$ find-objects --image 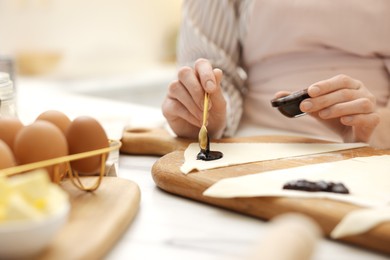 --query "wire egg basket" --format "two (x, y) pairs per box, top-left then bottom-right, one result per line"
(0, 139), (121, 192)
